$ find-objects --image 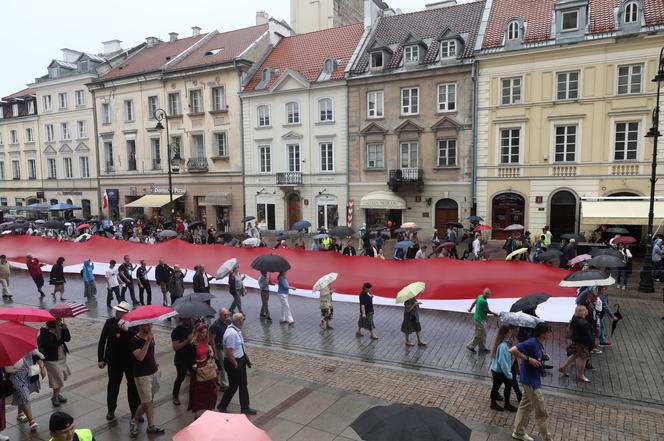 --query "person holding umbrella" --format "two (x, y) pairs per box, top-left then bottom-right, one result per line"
(258, 272), (271, 321)
(49, 256), (67, 301)
(228, 265), (245, 316)
(401, 294), (426, 346)
(26, 254), (45, 297)
(356, 282), (378, 340)
(315, 274), (337, 331)
(615, 243), (632, 289)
